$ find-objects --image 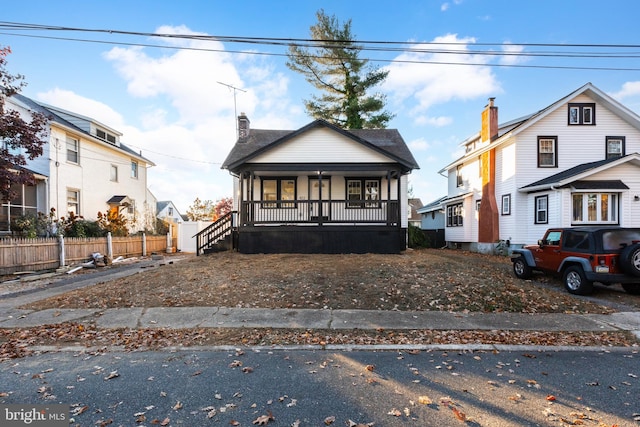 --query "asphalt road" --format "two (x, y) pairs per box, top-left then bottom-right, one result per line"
(1, 347), (638, 426)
